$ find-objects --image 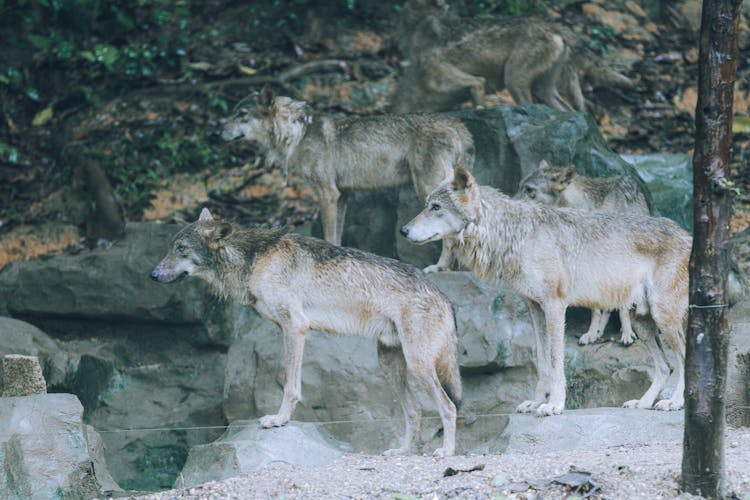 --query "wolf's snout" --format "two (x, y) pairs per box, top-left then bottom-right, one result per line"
(150, 269), (161, 281)
(400, 226), (409, 237)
